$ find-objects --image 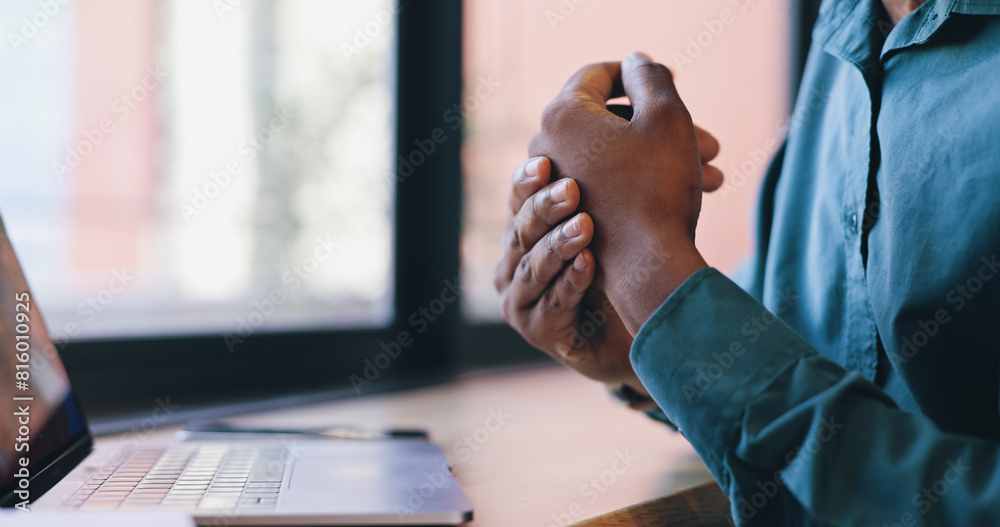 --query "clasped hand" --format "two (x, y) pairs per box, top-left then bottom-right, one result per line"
(494, 52), (723, 393)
